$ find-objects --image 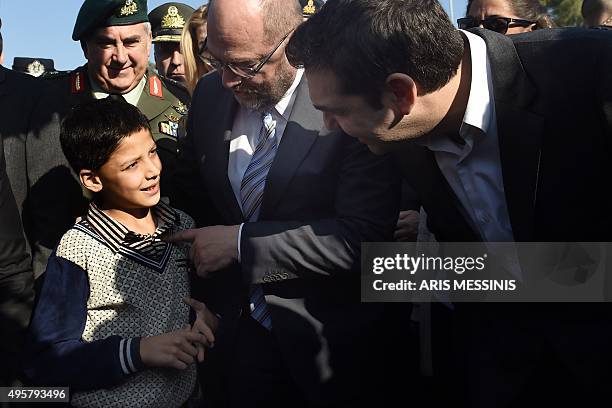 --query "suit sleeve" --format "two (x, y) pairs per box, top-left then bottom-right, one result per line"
(240, 138), (401, 283)
(168, 80), (219, 228)
(21, 252), (144, 390)
(0, 136), (34, 385)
